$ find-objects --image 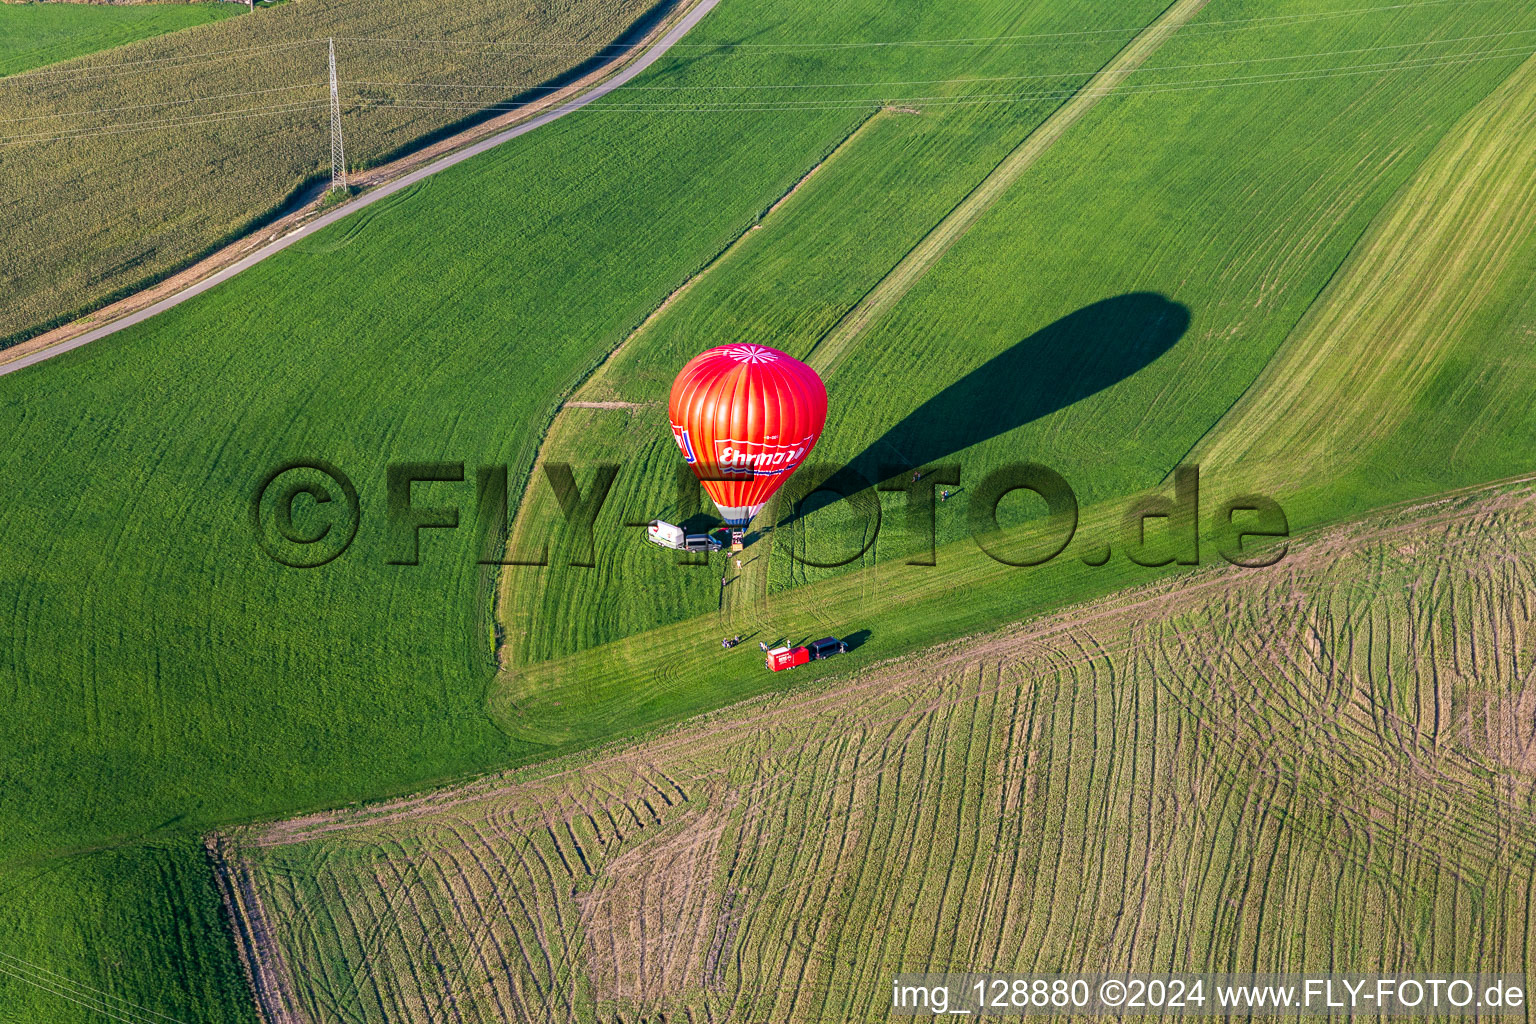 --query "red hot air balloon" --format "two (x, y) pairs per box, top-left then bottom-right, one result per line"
(668, 344), (828, 533)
